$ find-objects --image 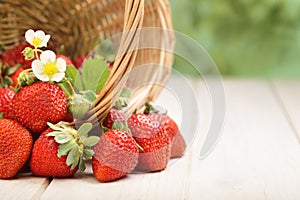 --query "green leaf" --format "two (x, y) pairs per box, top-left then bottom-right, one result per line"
(96, 40), (116, 63)
(82, 136), (100, 147)
(113, 87), (131, 109)
(65, 65), (79, 86)
(78, 123), (93, 139)
(120, 87), (131, 99)
(46, 131), (64, 137)
(6, 64), (21, 76)
(81, 59), (109, 93)
(83, 149), (94, 159)
(112, 120), (124, 130)
(78, 156), (86, 172)
(47, 122), (64, 131)
(80, 90), (97, 103)
(66, 146), (79, 166)
(102, 126), (109, 133)
(58, 82), (73, 97)
(95, 68), (110, 93)
(54, 133), (72, 144)
(58, 140), (75, 157)
(70, 154), (80, 170)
